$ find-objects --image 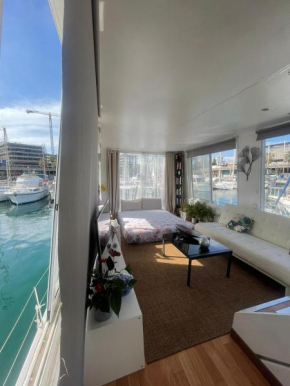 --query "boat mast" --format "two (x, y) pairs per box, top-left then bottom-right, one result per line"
(232, 149), (236, 178)
(42, 144), (46, 182)
(3, 128), (11, 184)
